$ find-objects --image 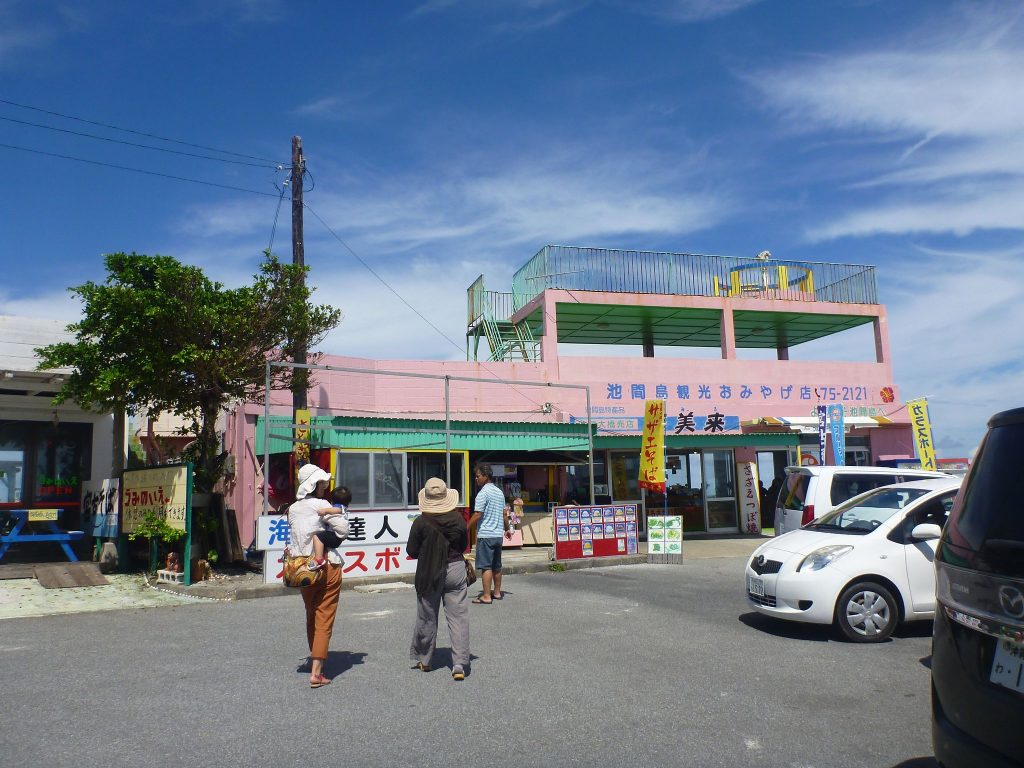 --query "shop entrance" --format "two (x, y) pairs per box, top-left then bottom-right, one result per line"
(642, 448), (738, 533)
